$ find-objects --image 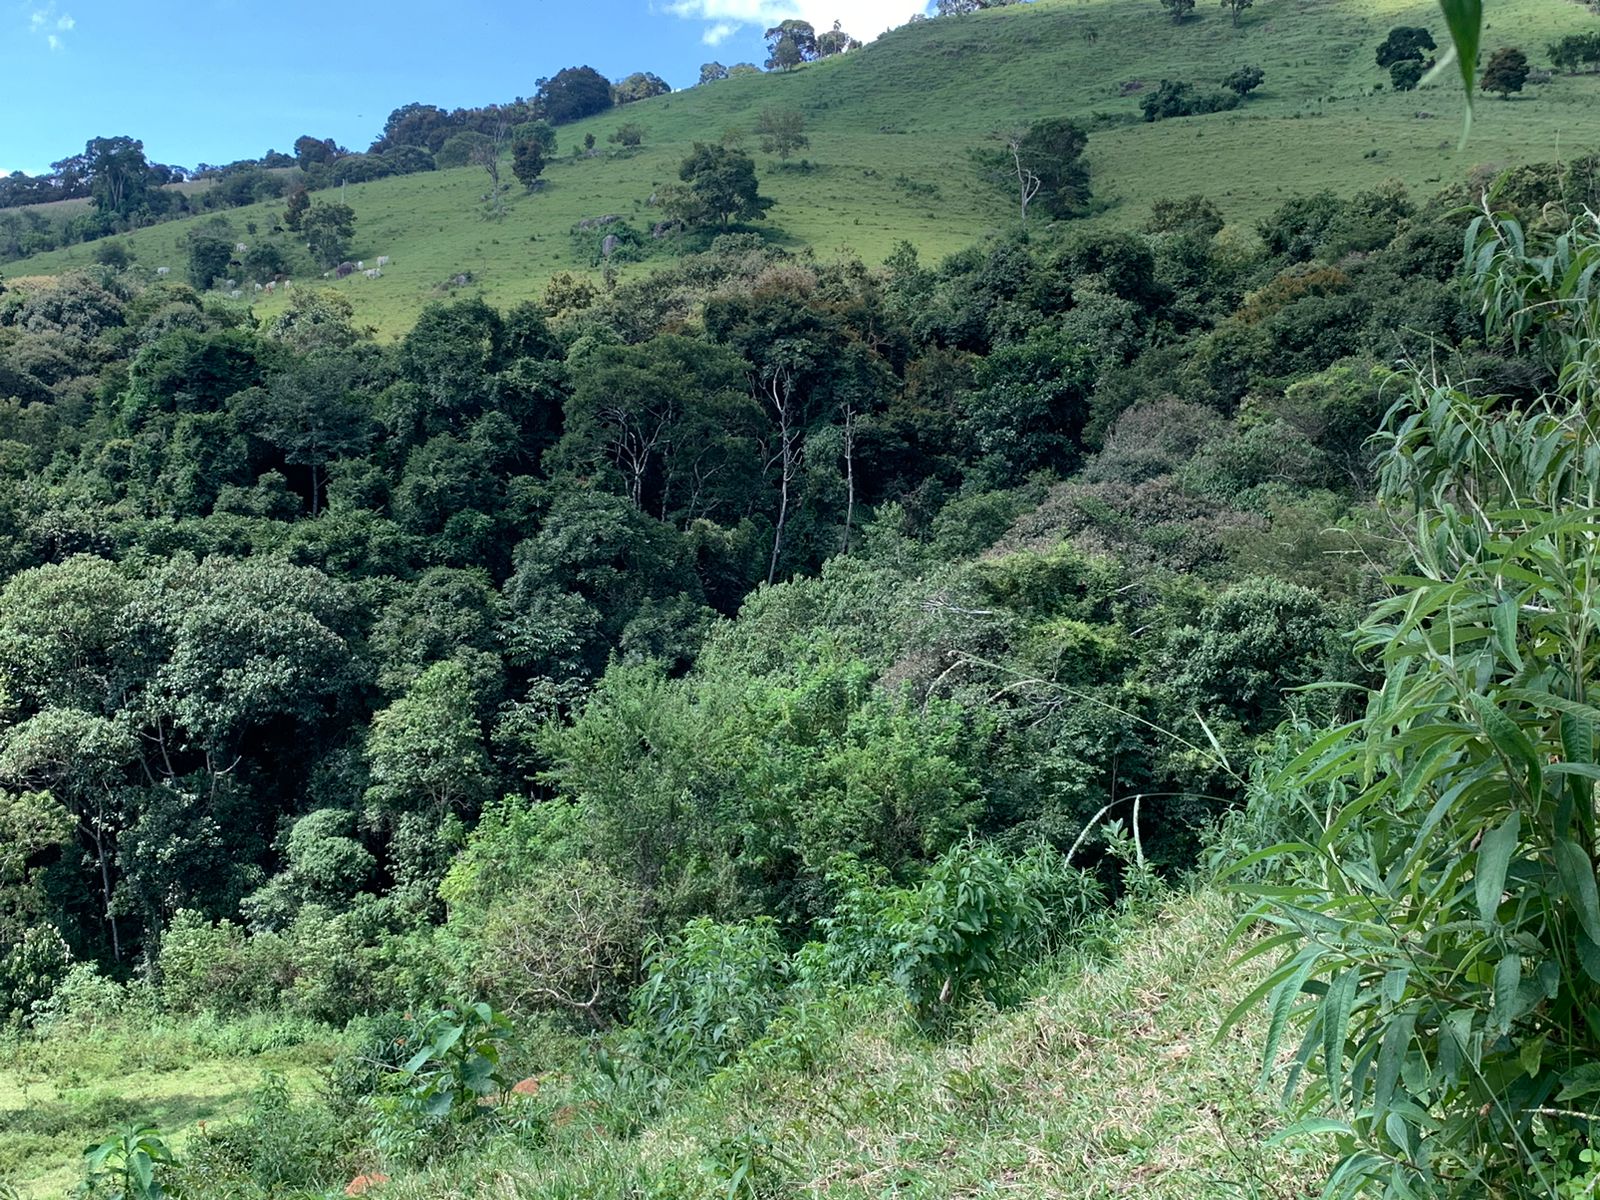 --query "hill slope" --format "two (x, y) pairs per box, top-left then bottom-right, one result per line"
(10, 0), (1599, 335)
